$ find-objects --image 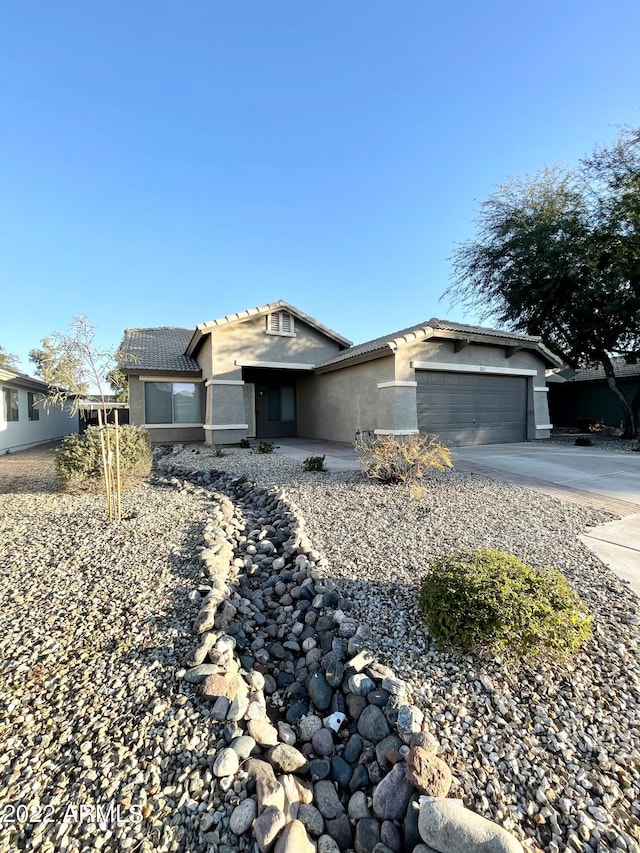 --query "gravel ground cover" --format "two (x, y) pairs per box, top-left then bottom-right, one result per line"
(1, 442), (638, 853)
(162, 445), (640, 852)
(0, 484), (221, 852)
(546, 434), (639, 454)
